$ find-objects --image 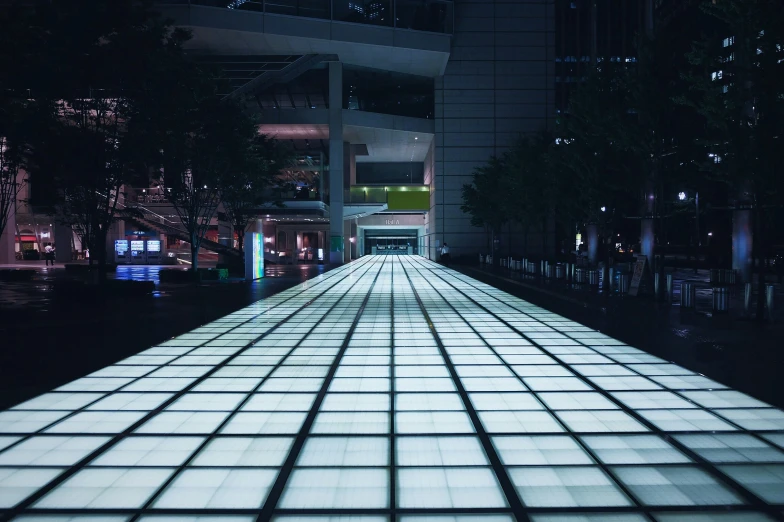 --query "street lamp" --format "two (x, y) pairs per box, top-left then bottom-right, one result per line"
(600, 206), (606, 212)
(678, 191), (686, 201)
